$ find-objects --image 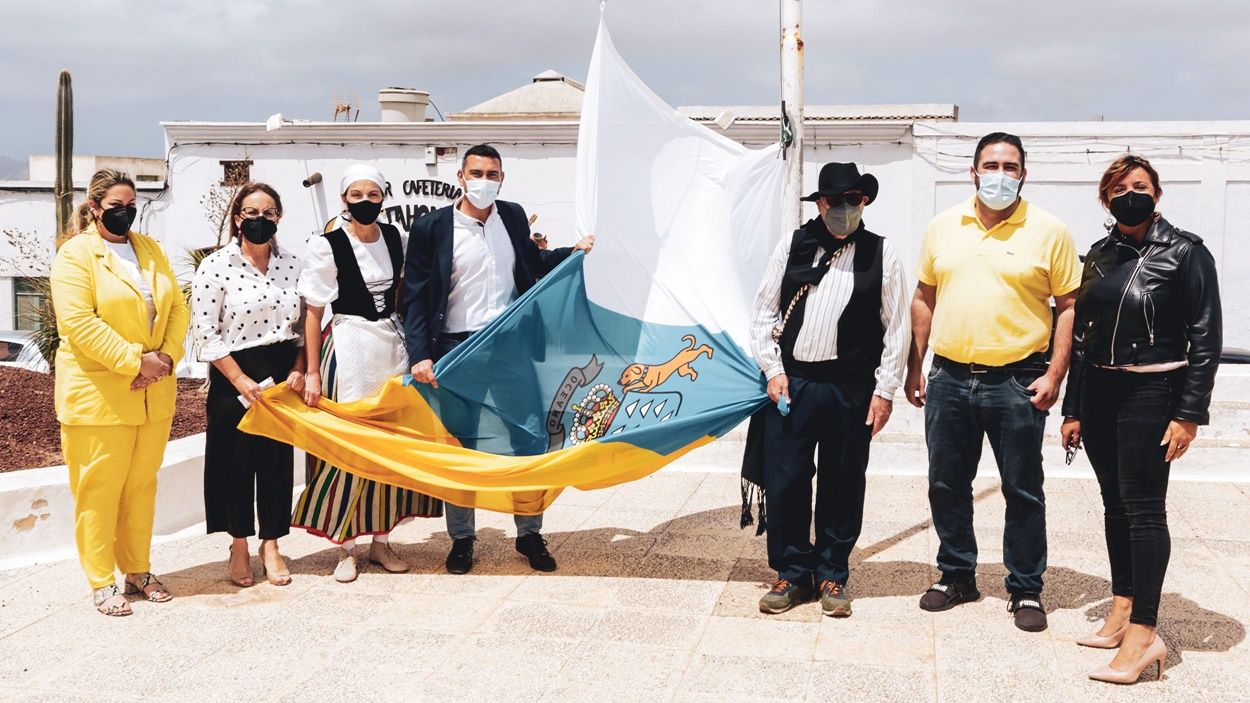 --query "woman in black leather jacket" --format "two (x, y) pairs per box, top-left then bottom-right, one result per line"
(1060, 155), (1222, 684)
